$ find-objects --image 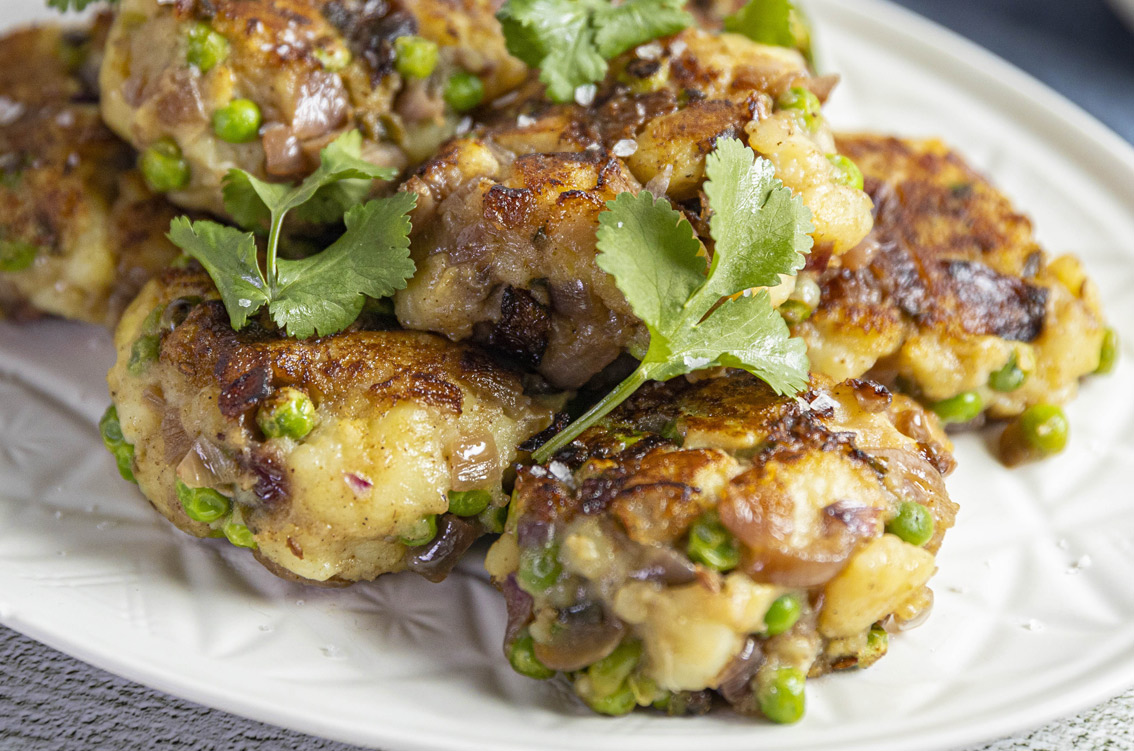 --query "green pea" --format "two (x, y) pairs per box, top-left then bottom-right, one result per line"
(885, 500), (935, 547)
(931, 390), (983, 424)
(140, 139), (190, 193)
(507, 631), (554, 679)
(213, 99), (262, 144)
(764, 594), (802, 636)
(826, 154), (864, 191)
(477, 503), (508, 534)
(314, 45), (352, 72)
(256, 387), (316, 440)
(1096, 327), (1119, 375)
(581, 682), (637, 716)
(394, 35), (439, 79)
(128, 334), (161, 375)
(0, 239), (38, 272)
(223, 520), (257, 549)
(758, 666), (806, 724)
(399, 514), (438, 547)
(175, 480), (232, 523)
(444, 71), (484, 113)
(686, 510), (740, 572)
(98, 405), (136, 484)
(447, 489), (492, 517)
(587, 640), (641, 698)
(1018, 404), (1069, 456)
(777, 86), (822, 132)
(517, 542), (562, 593)
(778, 299), (813, 325)
(186, 22), (229, 73)
(860, 625), (889, 665)
(989, 352), (1027, 392)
